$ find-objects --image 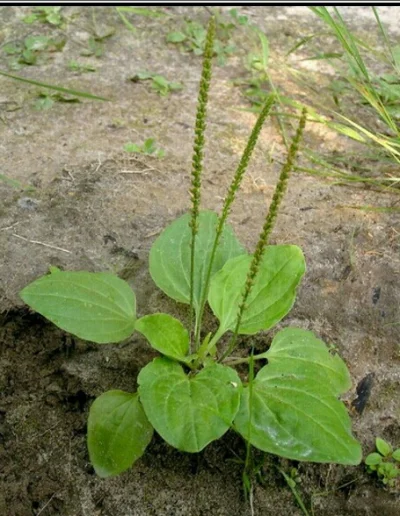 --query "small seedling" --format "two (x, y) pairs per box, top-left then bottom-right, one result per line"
(234, 27), (272, 109)
(34, 91), (80, 111)
(167, 17), (236, 66)
(3, 35), (66, 69)
(130, 71), (182, 96)
(124, 138), (165, 158)
(365, 437), (400, 488)
(279, 468), (310, 516)
(67, 60), (96, 74)
(81, 36), (104, 58)
(20, 18), (361, 481)
(23, 6), (65, 27)
(81, 22), (115, 59)
(21, 36), (51, 65)
(229, 8), (249, 26)
(237, 77), (271, 109)
(115, 7), (165, 33)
